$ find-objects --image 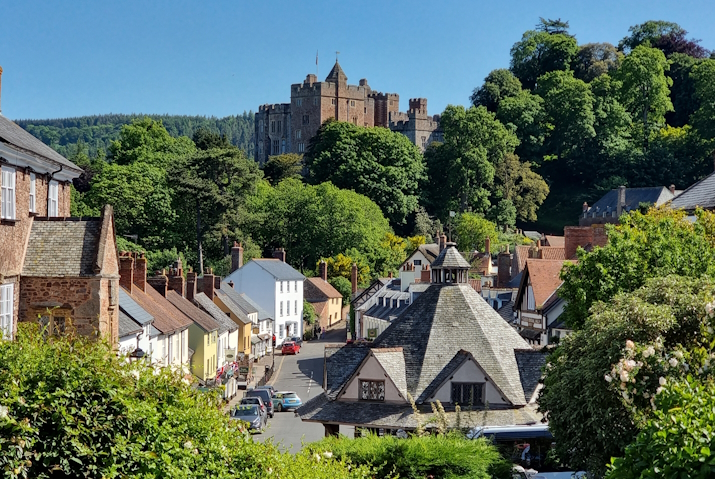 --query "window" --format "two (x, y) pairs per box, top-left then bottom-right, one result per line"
(302, 115), (310, 125)
(279, 324), (285, 339)
(271, 120), (276, 133)
(206, 359), (210, 374)
(526, 286), (535, 311)
(296, 98), (302, 106)
(281, 139), (286, 153)
(48, 180), (59, 217)
(331, 98), (336, 105)
(167, 334), (173, 364)
(0, 283), (14, 340)
(294, 300), (297, 316)
(280, 301), (283, 316)
(1, 166), (16, 220)
(451, 382), (484, 406)
(280, 281), (284, 293)
(293, 281), (296, 292)
(295, 129), (301, 140)
(350, 100), (355, 107)
(259, 120), (264, 133)
(359, 380), (385, 401)
(298, 142), (305, 152)
(29, 173), (36, 213)
(414, 260), (422, 266)
(421, 136), (427, 149)
(272, 140), (279, 154)
(182, 329), (187, 362)
(313, 97), (318, 106)
(258, 141), (263, 154)
(277, 120), (282, 133)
